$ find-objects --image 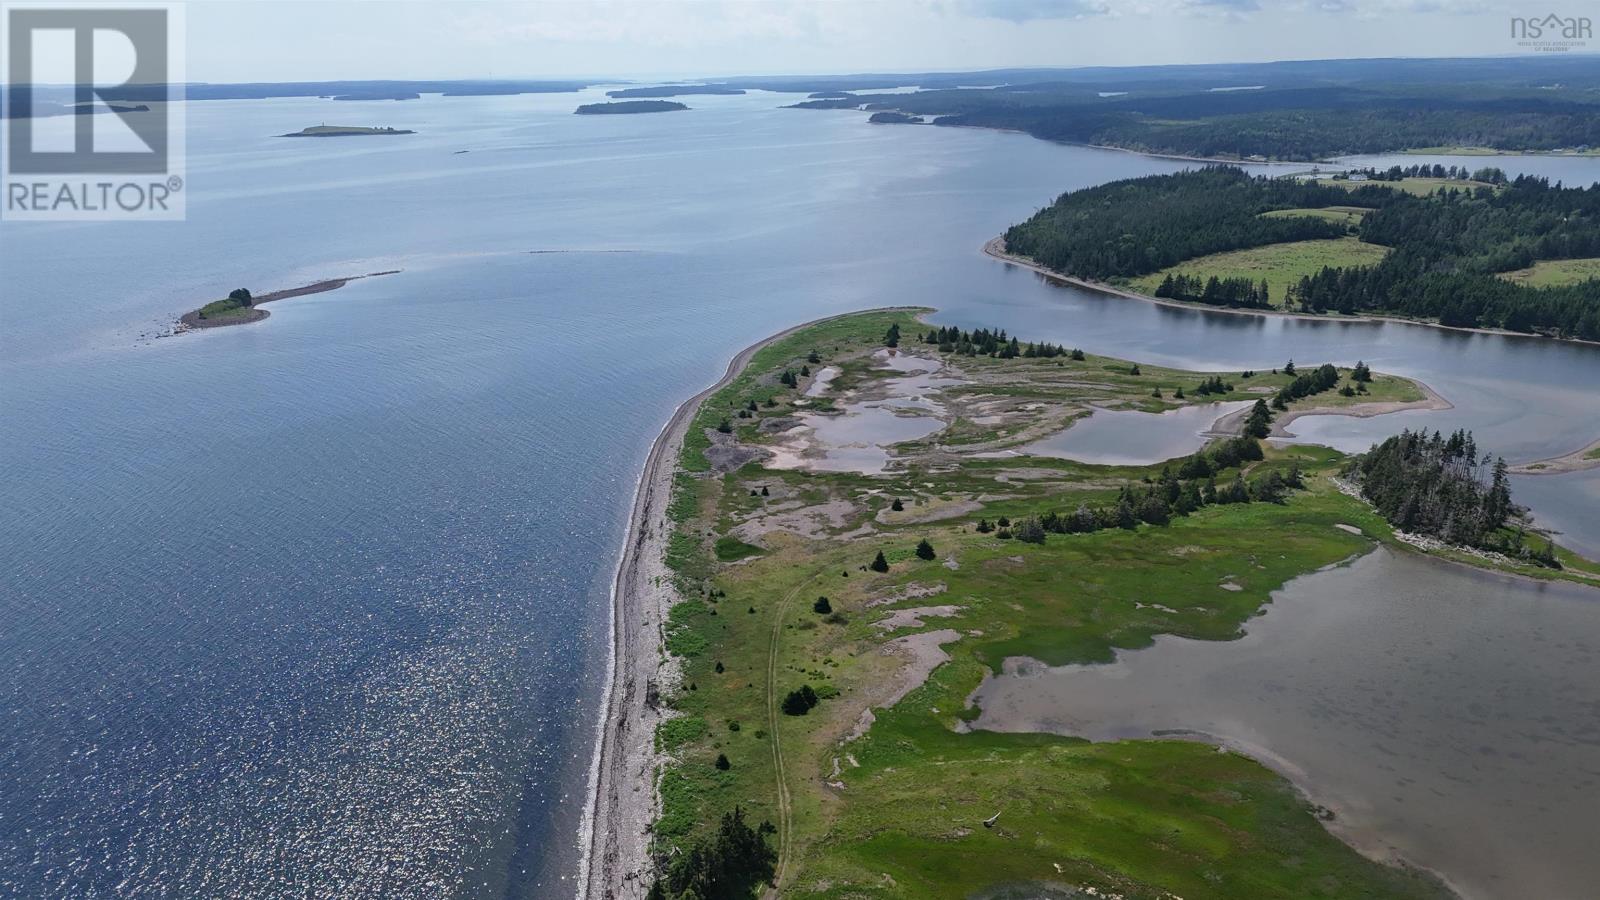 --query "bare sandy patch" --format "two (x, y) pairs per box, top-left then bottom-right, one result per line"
(1509, 436), (1600, 476)
(876, 497), (983, 525)
(874, 605), (963, 632)
(733, 498), (859, 542)
(844, 628), (962, 742)
(866, 581), (948, 607)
